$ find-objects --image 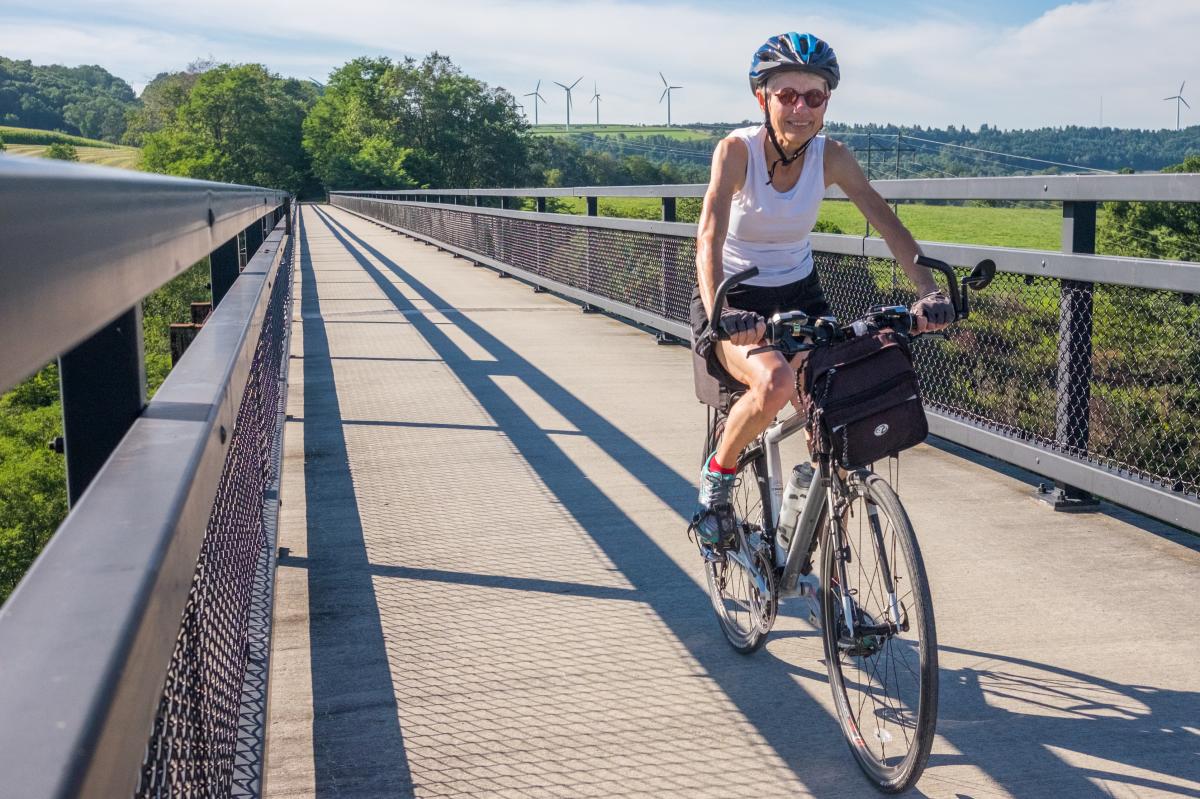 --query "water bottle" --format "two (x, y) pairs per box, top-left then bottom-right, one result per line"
(776, 462), (815, 550)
